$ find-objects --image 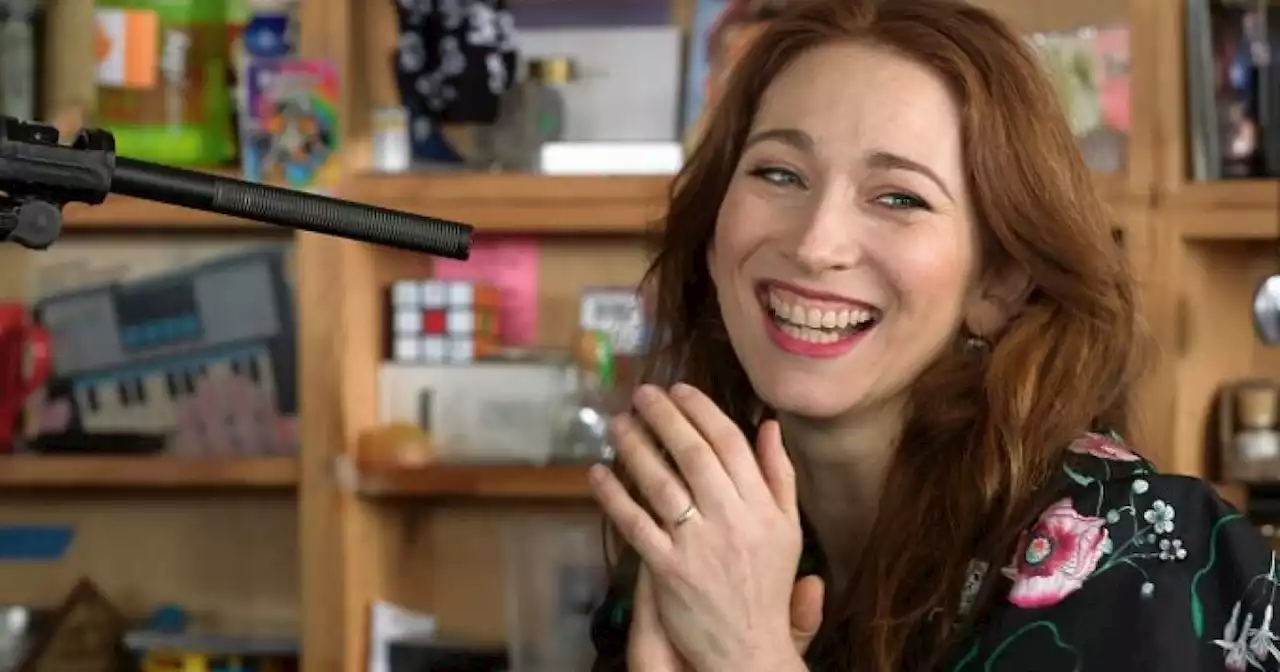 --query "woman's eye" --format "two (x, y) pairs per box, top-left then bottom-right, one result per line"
(747, 166), (803, 188)
(875, 192), (929, 210)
